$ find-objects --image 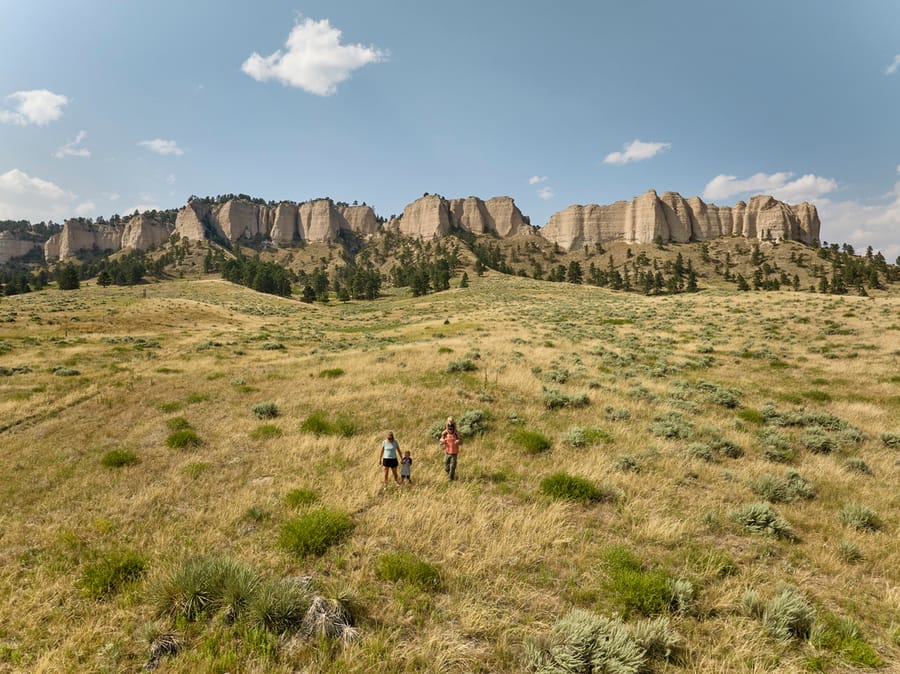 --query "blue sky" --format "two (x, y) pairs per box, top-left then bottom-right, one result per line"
(1, 0), (898, 257)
